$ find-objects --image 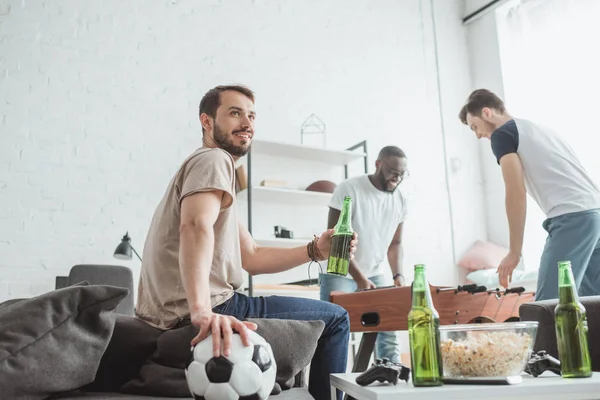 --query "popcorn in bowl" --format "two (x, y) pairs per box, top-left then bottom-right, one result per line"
(439, 321), (538, 377)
